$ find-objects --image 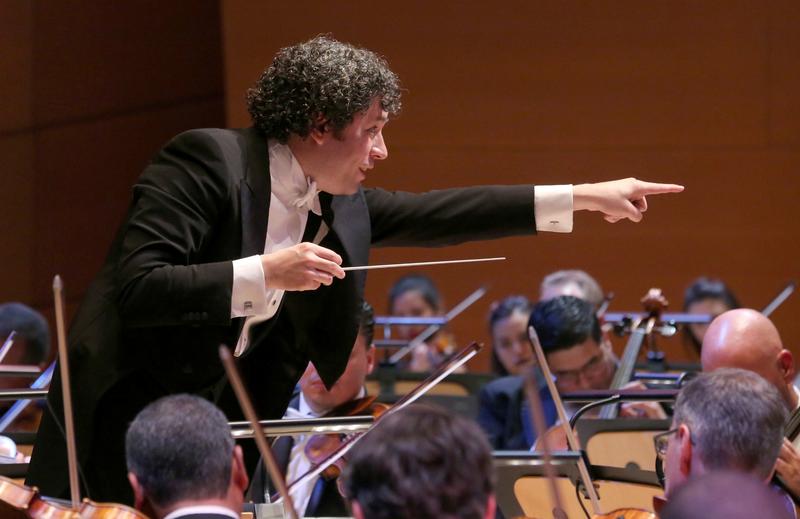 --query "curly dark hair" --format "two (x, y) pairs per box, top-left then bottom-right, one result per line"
(246, 35), (402, 142)
(343, 404), (494, 519)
